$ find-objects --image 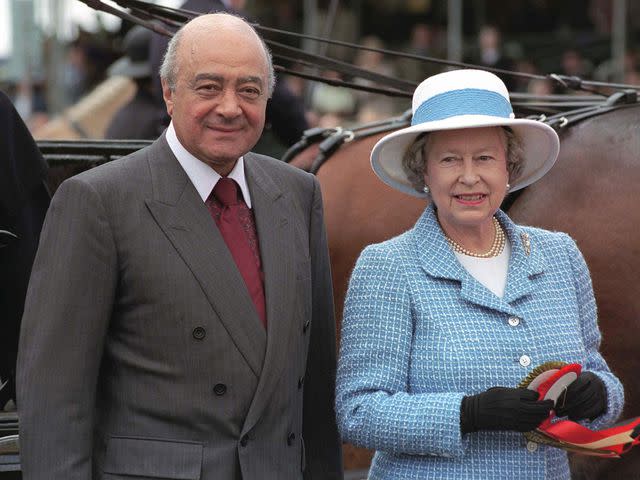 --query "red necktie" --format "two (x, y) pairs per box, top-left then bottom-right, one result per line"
(206, 177), (266, 328)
